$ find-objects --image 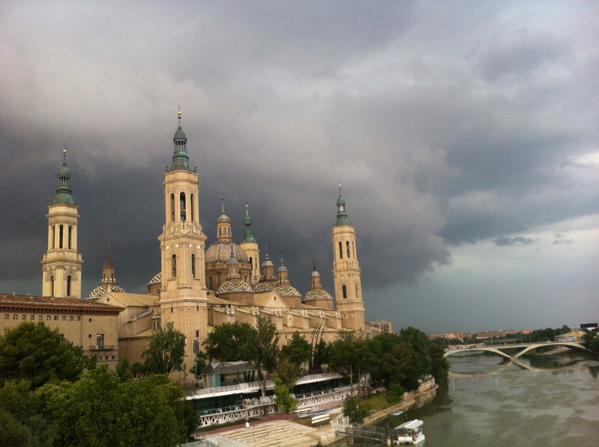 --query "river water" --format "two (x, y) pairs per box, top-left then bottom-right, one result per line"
(337, 351), (599, 446)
